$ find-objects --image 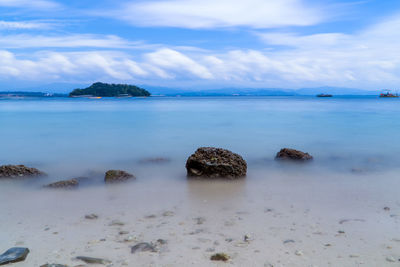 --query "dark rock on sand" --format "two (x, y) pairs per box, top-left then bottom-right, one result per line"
(186, 147), (247, 179)
(275, 148), (313, 161)
(104, 170), (135, 183)
(0, 247), (30, 265)
(0, 165), (45, 178)
(131, 242), (157, 253)
(44, 179), (79, 189)
(75, 256), (111, 264)
(210, 253), (230, 262)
